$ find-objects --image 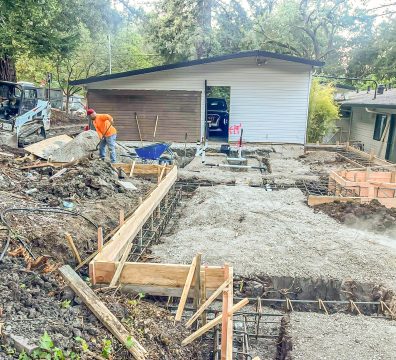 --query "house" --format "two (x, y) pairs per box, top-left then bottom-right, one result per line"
(70, 50), (323, 143)
(338, 88), (396, 162)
